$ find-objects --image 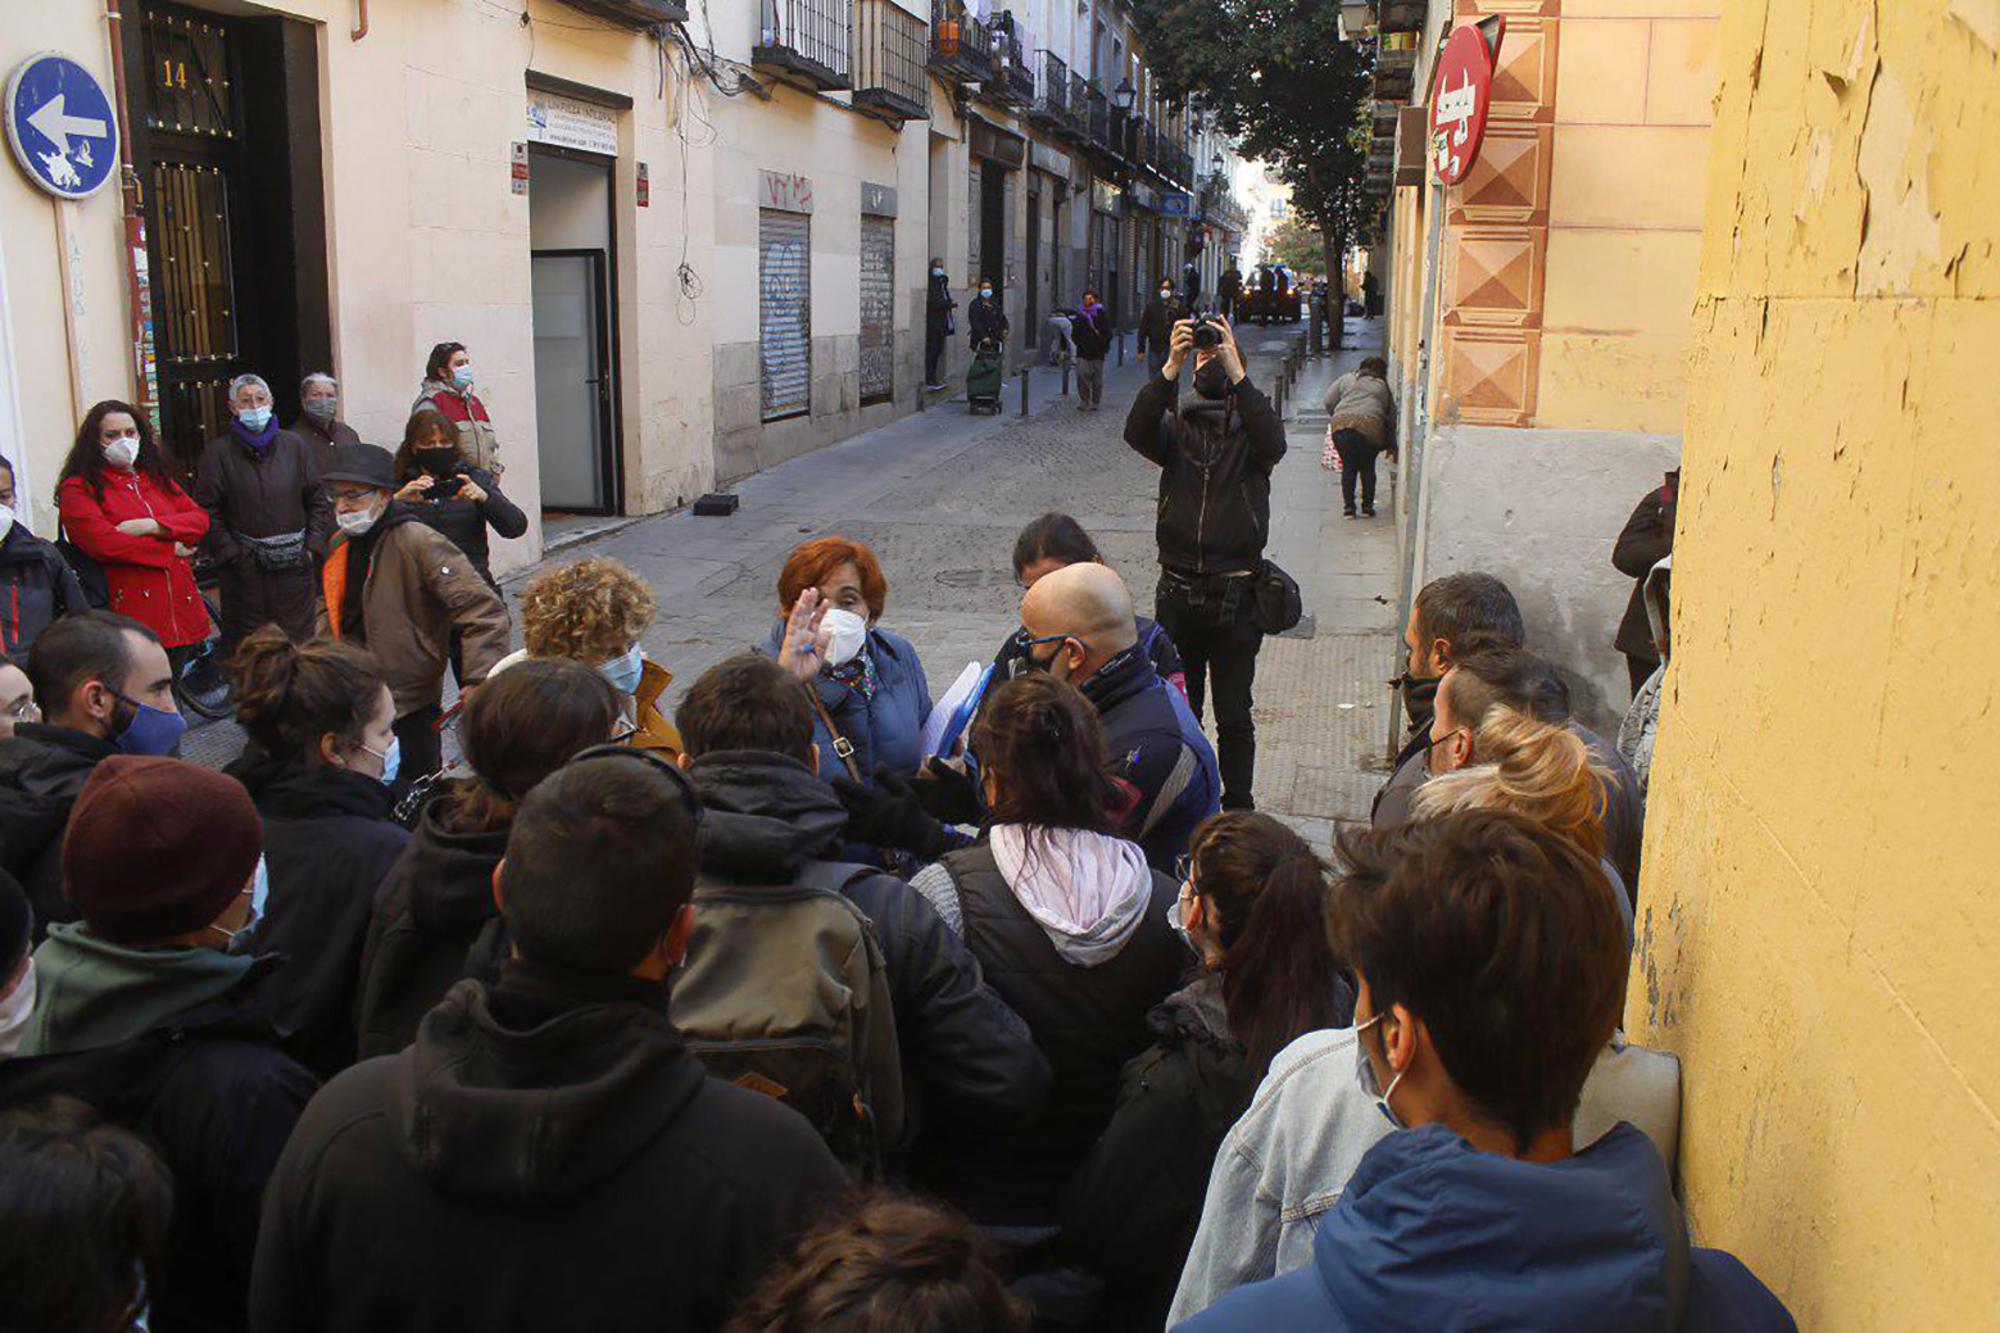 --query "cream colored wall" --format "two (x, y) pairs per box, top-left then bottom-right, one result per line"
(0, 4), (134, 537)
(1538, 1), (1718, 432)
(1631, 1), (2000, 1326)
